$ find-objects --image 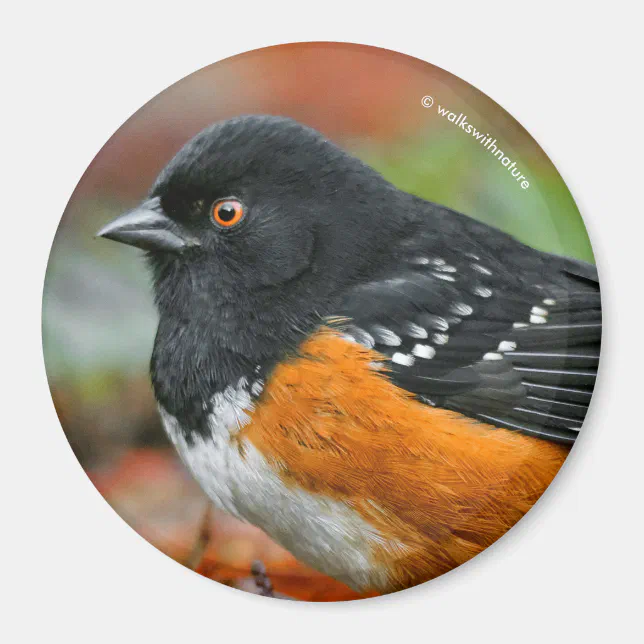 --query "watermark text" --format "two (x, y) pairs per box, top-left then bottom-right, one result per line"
(422, 96), (530, 190)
